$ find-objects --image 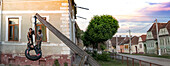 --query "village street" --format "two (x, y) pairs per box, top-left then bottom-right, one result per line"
(117, 54), (170, 66)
